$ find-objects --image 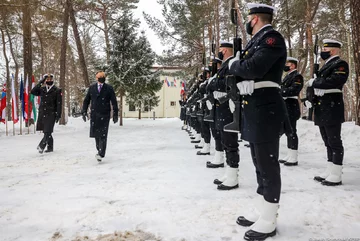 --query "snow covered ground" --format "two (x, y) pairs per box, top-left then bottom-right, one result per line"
(0, 118), (360, 241)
